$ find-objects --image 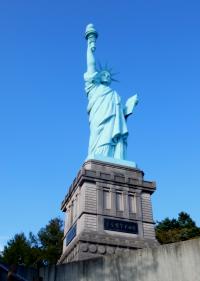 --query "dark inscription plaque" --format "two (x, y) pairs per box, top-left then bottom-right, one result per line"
(66, 224), (77, 245)
(104, 218), (138, 234)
